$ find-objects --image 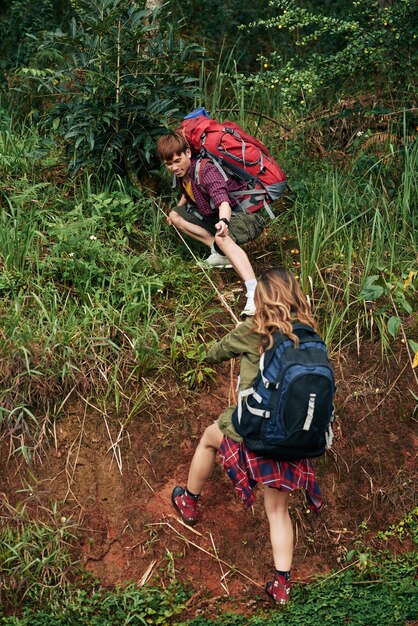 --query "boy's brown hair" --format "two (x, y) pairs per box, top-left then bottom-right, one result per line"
(156, 131), (189, 161)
